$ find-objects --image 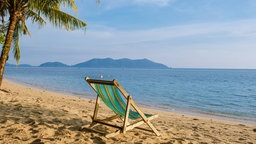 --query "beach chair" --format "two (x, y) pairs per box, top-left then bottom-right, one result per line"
(85, 77), (160, 138)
